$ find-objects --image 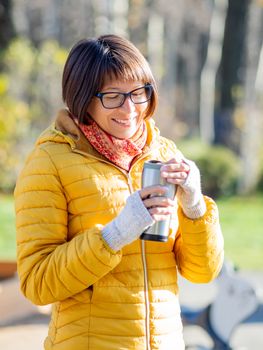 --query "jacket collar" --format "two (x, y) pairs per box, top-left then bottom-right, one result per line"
(37, 109), (160, 160)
